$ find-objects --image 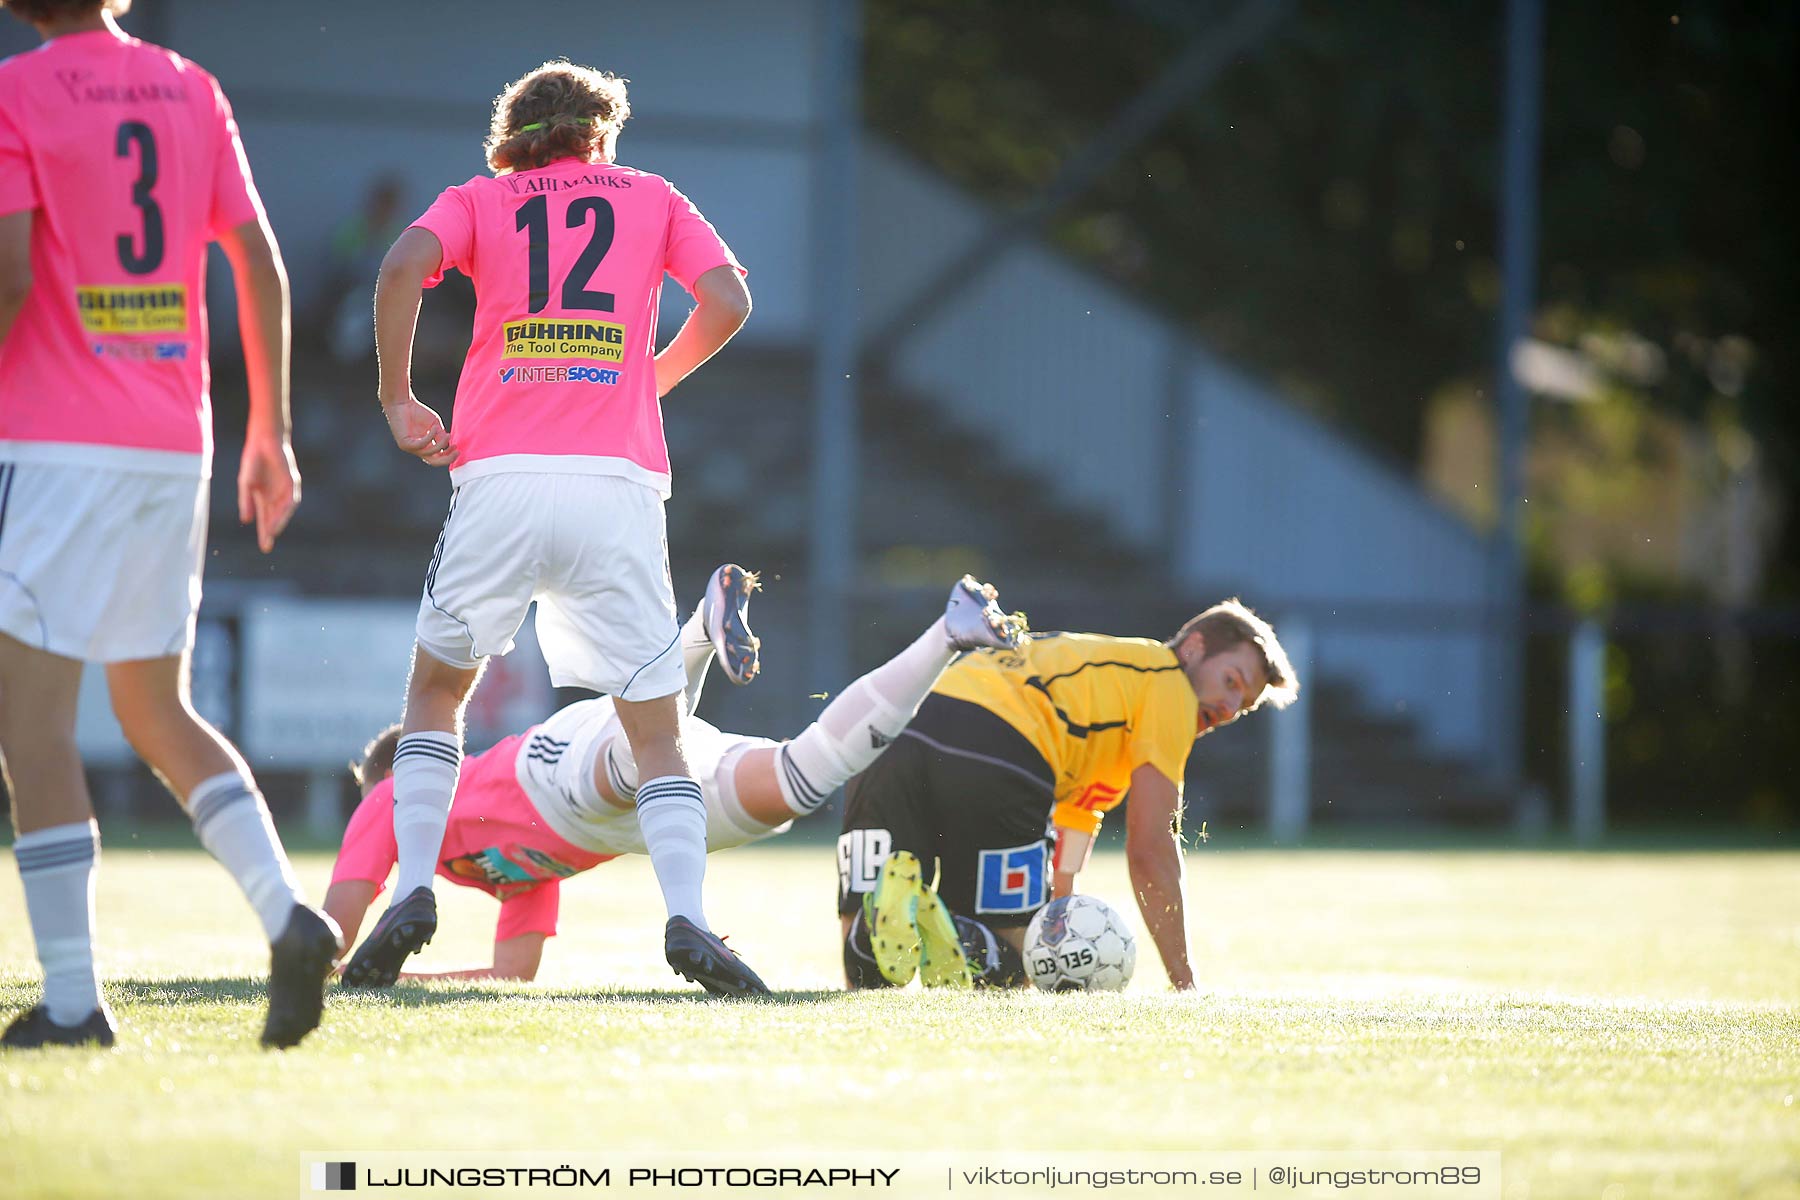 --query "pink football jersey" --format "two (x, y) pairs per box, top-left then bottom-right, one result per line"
(0, 26), (265, 472)
(411, 158), (742, 496)
(331, 731), (616, 940)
